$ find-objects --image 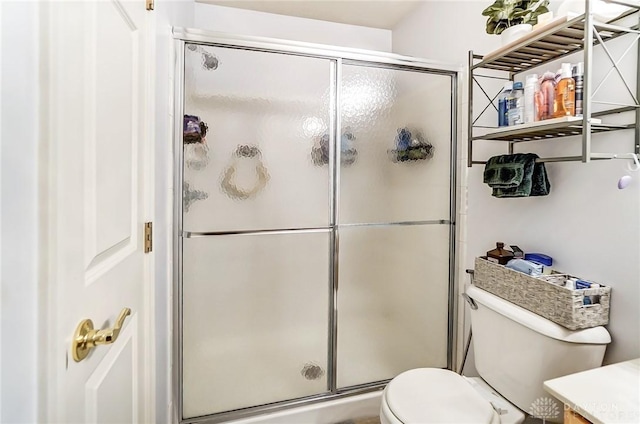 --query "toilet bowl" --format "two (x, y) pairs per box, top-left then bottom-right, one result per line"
(379, 285), (611, 423)
(380, 368), (523, 424)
